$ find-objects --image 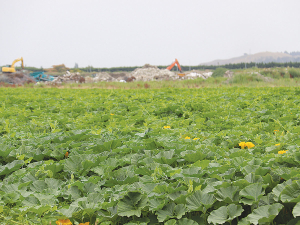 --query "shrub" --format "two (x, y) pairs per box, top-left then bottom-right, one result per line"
(288, 68), (300, 78)
(278, 68), (287, 77)
(261, 70), (281, 79)
(229, 73), (263, 84)
(212, 68), (227, 77)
